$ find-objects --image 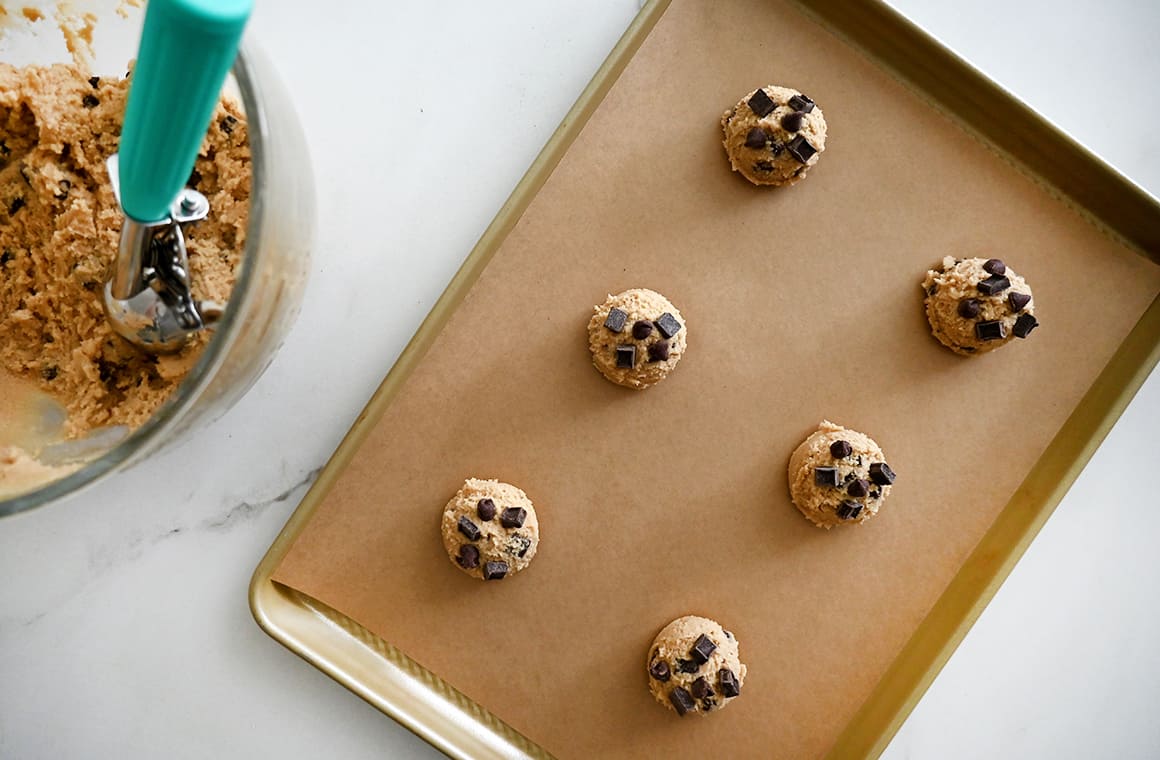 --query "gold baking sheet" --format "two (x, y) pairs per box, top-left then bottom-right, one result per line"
(250, 0), (1160, 758)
